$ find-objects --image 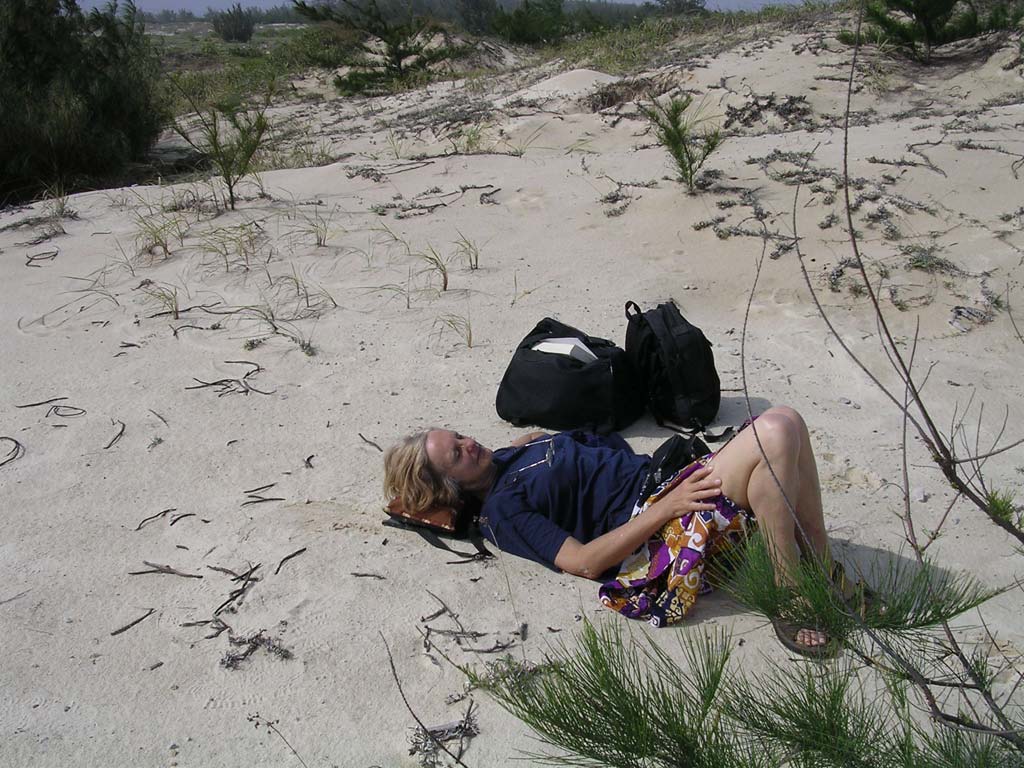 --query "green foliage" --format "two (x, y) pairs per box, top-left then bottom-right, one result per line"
(640, 94), (722, 192)
(551, 16), (679, 73)
(473, 621), (762, 768)
(652, 0), (706, 15)
(456, 0), (498, 34)
(477, 613), (1024, 767)
(141, 8), (197, 22)
(494, 0), (567, 44)
(209, 3), (256, 43)
(293, 0), (463, 94)
(847, 0), (1024, 60)
(718, 532), (996, 642)
(274, 24), (361, 69)
(0, 0), (167, 204)
(987, 488), (1021, 527)
(173, 83), (273, 210)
